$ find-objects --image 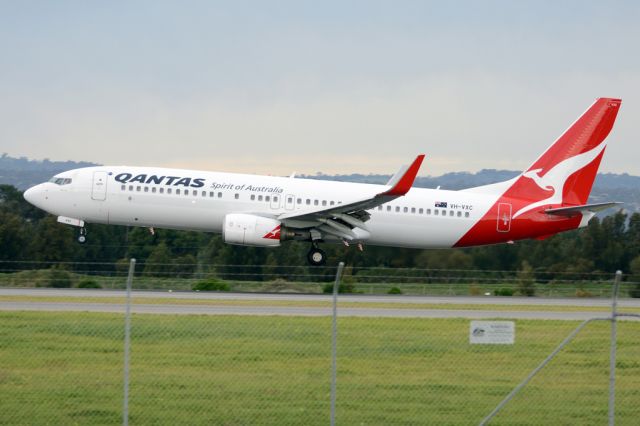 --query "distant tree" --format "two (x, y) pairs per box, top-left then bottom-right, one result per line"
(172, 254), (197, 277)
(0, 211), (27, 260)
(143, 242), (172, 276)
(517, 261), (536, 296)
(28, 216), (77, 261)
(628, 255), (640, 298)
